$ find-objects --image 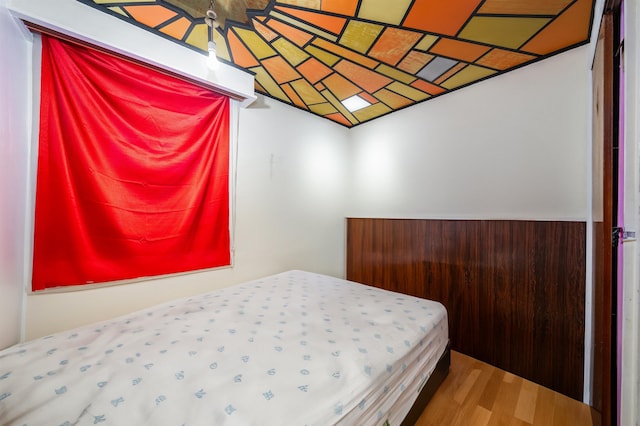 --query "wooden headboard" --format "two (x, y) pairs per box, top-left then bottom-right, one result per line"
(346, 218), (586, 401)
